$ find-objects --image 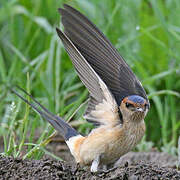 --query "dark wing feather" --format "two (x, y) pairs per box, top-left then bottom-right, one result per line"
(58, 4), (148, 106)
(56, 29), (120, 126)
